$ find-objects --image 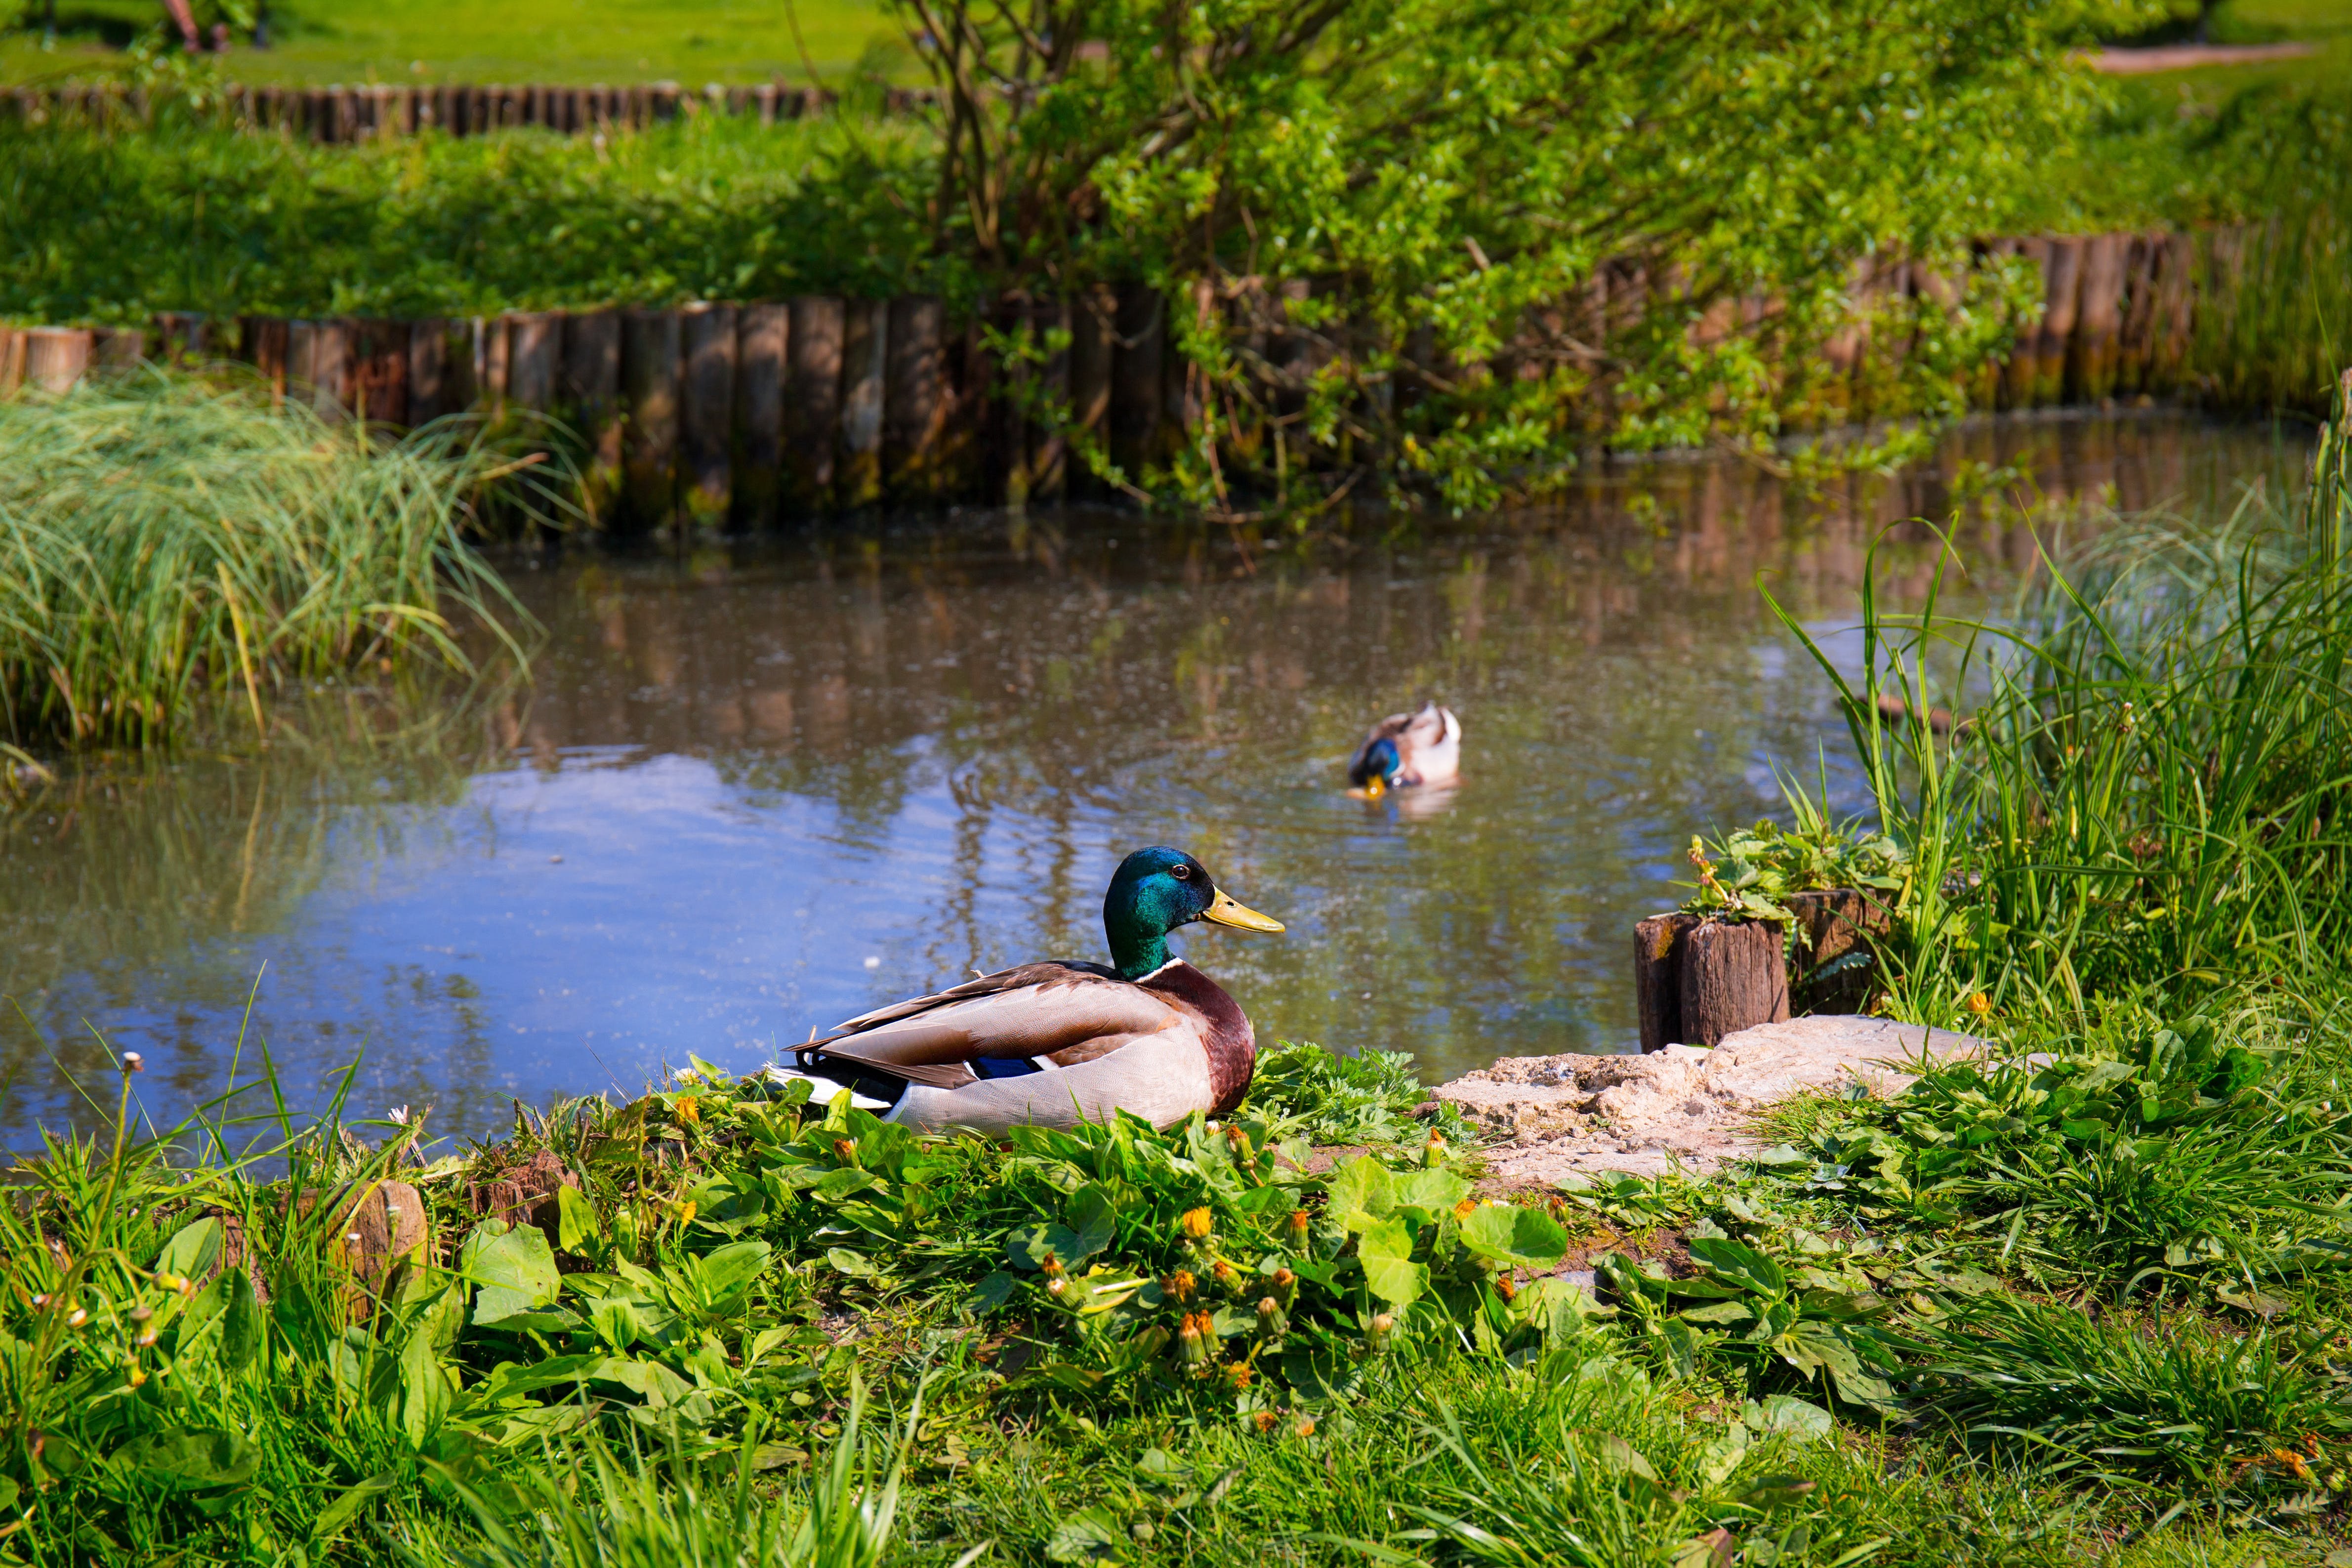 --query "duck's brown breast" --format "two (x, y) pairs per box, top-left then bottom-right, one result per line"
(1140, 961), (1256, 1114)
